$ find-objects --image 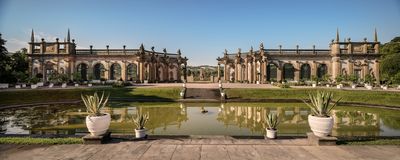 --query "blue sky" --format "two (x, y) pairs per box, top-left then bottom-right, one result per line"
(1, 0), (399, 65)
